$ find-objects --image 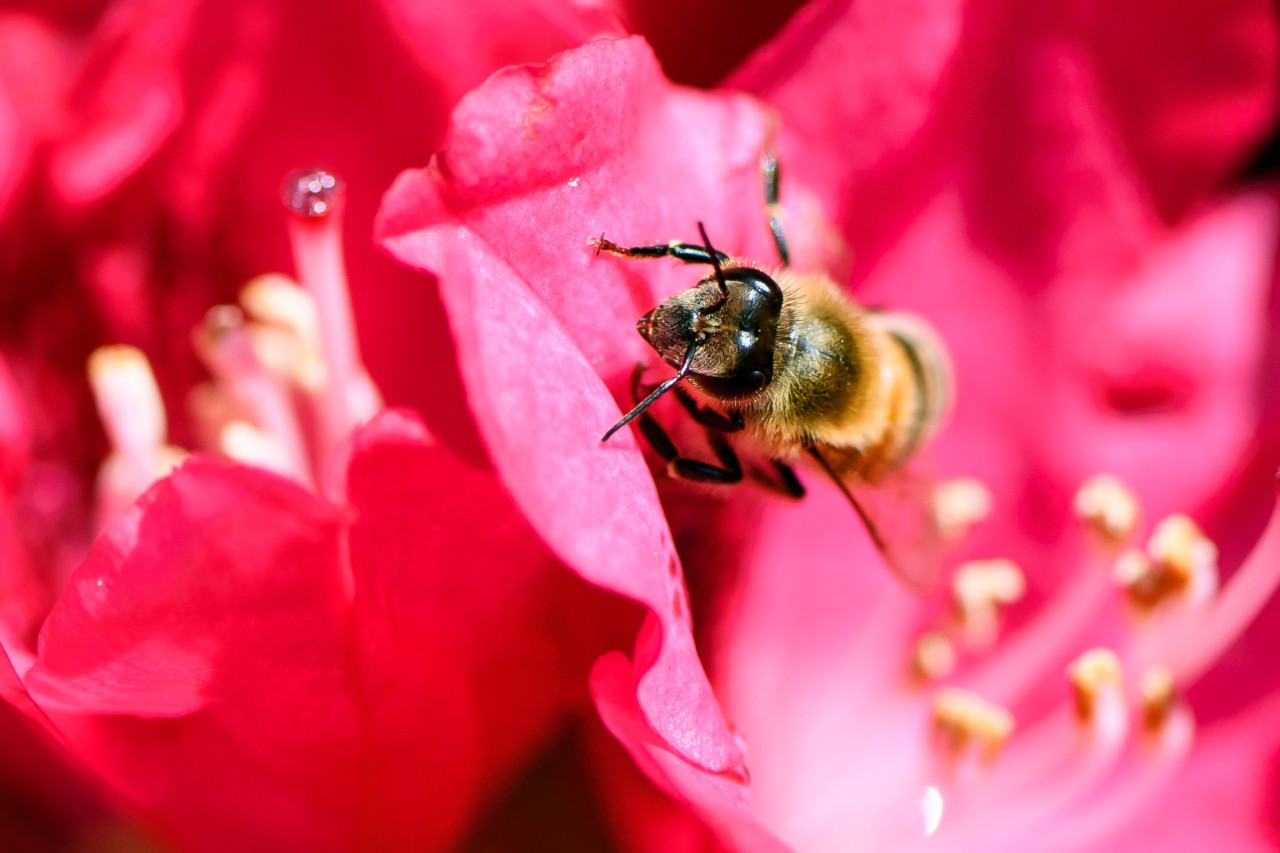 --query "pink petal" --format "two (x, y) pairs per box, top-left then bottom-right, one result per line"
(379, 37), (786, 785)
(591, 650), (791, 853)
(28, 460), (348, 717)
(1088, 688), (1280, 852)
(0, 12), (70, 223)
(376, 0), (624, 102)
(412, 223), (745, 777)
(1036, 190), (1280, 524)
(25, 460), (365, 850)
(23, 411), (622, 850)
(727, 0), (964, 226)
(48, 0), (190, 208)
